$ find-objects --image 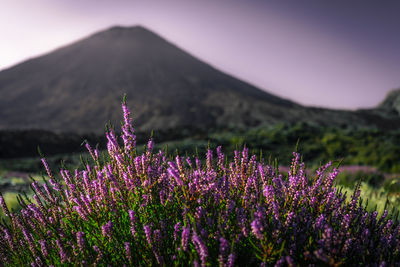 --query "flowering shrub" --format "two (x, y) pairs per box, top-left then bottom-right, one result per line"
(1, 100), (399, 266)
